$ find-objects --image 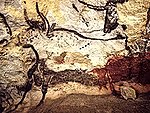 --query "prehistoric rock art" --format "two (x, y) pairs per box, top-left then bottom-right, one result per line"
(89, 51), (150, 94)
(0, 13), (12, 36)
(0, 0), (150, 113)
